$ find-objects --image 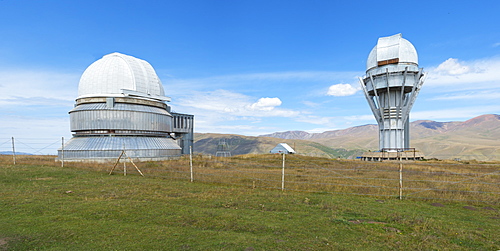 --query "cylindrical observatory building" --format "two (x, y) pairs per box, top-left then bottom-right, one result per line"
(57, 52), (194, 161)
(359, 34), (425, 160)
